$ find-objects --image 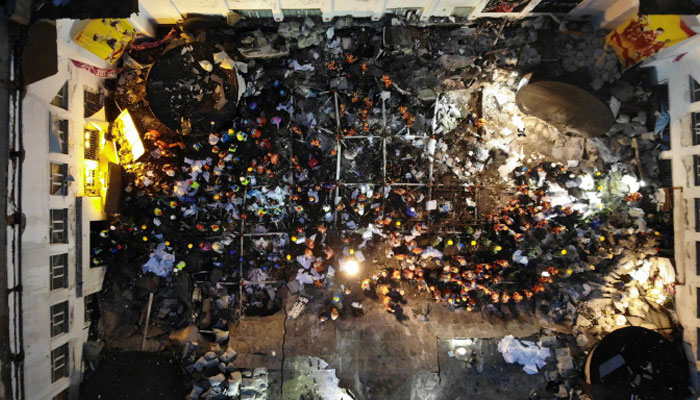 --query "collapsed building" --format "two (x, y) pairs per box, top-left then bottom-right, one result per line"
(3, 0), (700, 400)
